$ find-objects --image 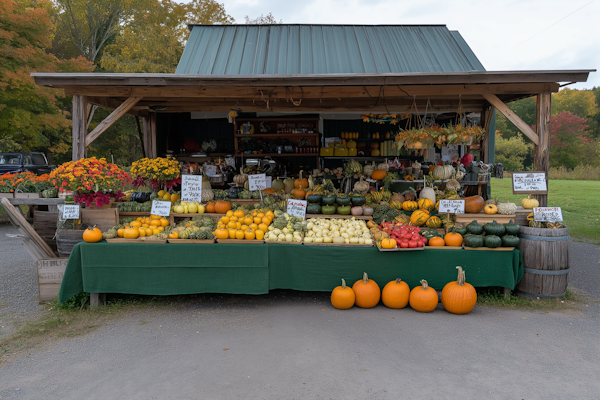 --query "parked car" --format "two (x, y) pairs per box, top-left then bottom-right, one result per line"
(0, 152), (56, 175)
